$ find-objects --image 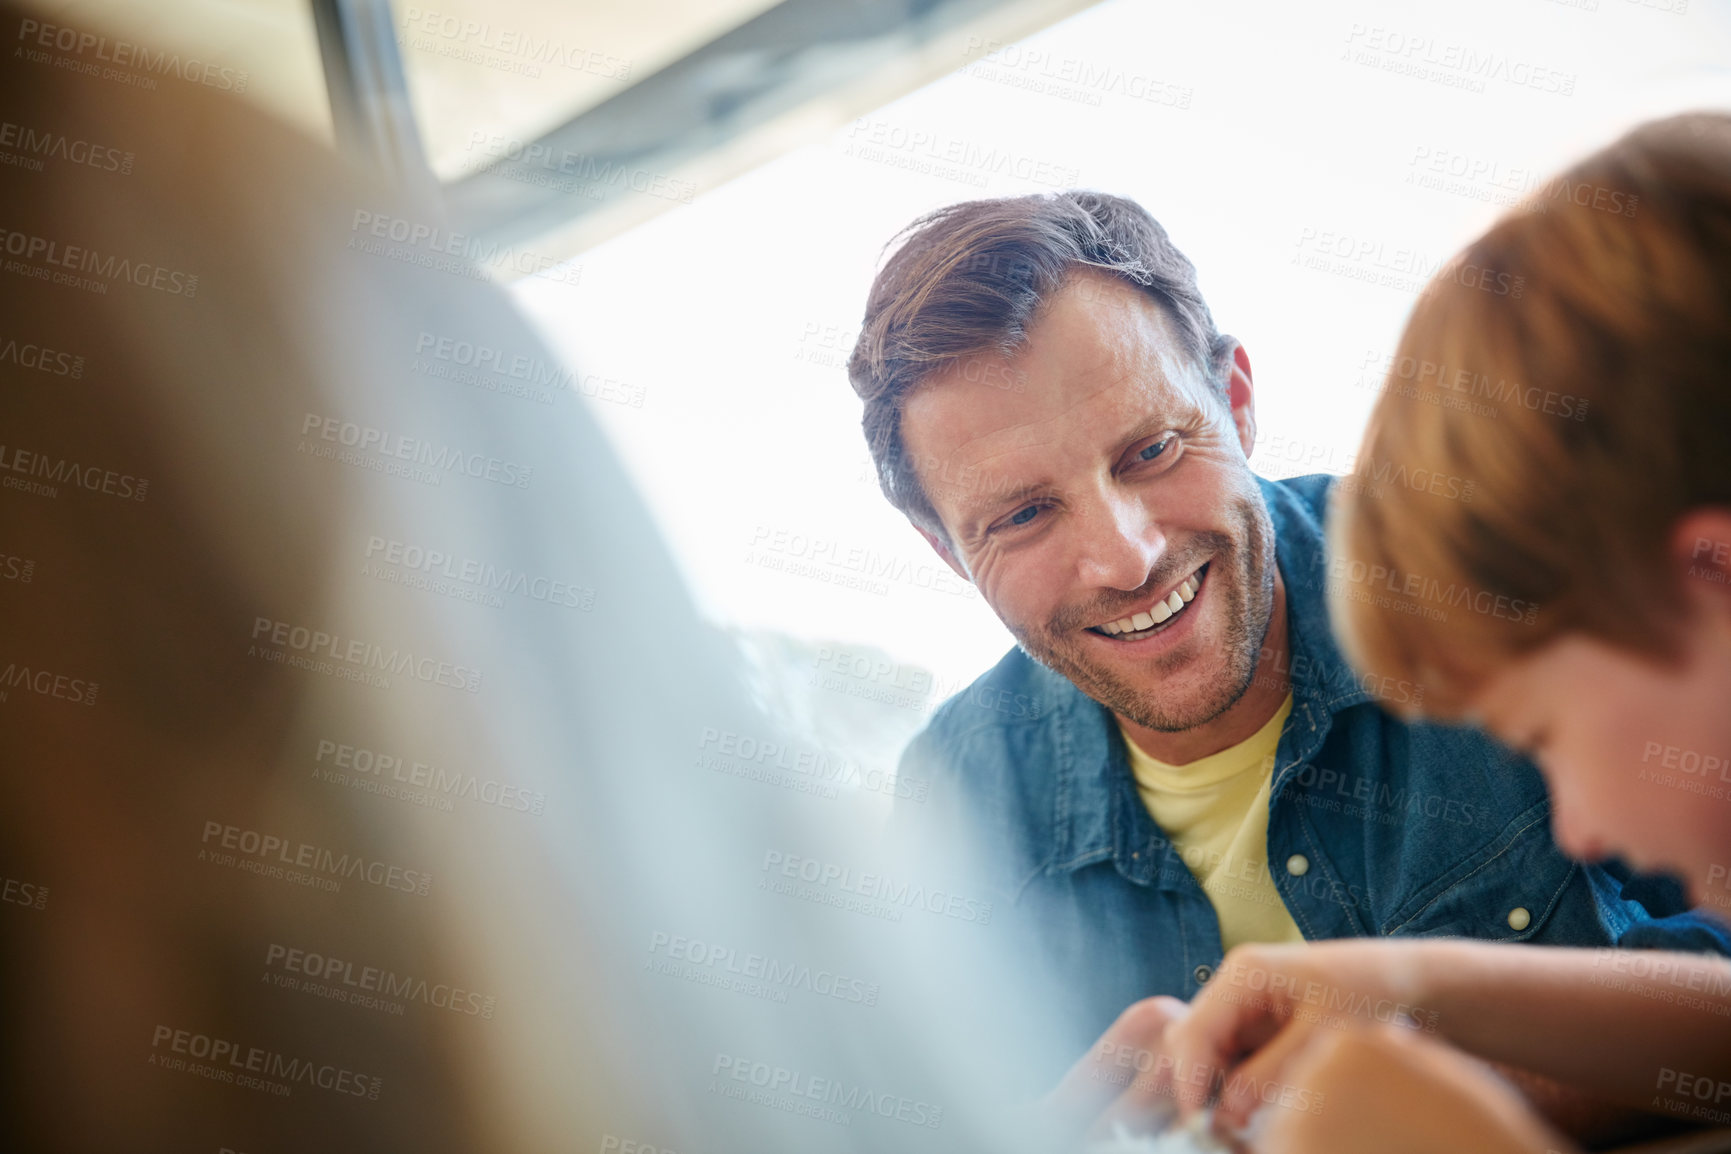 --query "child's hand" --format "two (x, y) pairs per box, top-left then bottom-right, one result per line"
(1236, 1021), (1568, 1154)
(1166, 940), (1440, 1126)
